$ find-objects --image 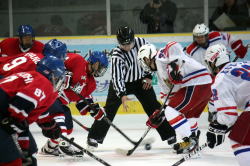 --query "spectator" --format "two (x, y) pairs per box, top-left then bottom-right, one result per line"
(77, 13), (106, 35)
(140, 0), (177, 33)
(209, 0), (248, 31)
(36, 15), (72, 36)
